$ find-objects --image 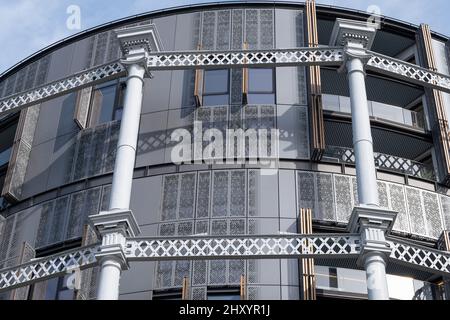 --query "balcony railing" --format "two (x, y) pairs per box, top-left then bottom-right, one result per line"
(322, 94), (425, 130)
(323, 146), (436, 181)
